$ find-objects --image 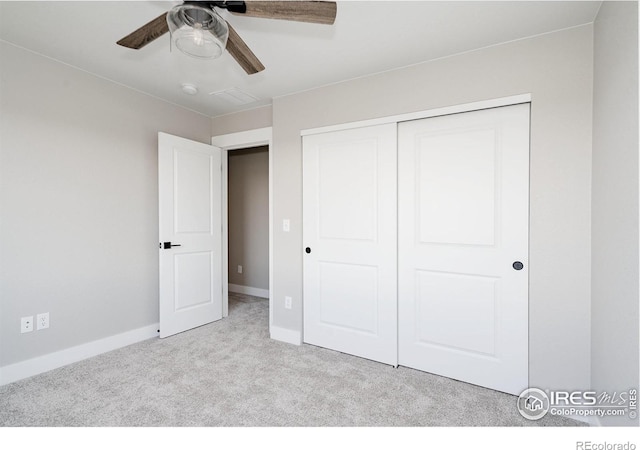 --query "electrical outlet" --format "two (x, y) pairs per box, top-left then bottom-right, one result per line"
(237, 265), (243, 274)
(37, 312), (49, 330)
(285, 296), (292, 309)
(21, 316), (33, 333)
(283, 219), (290, 232)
